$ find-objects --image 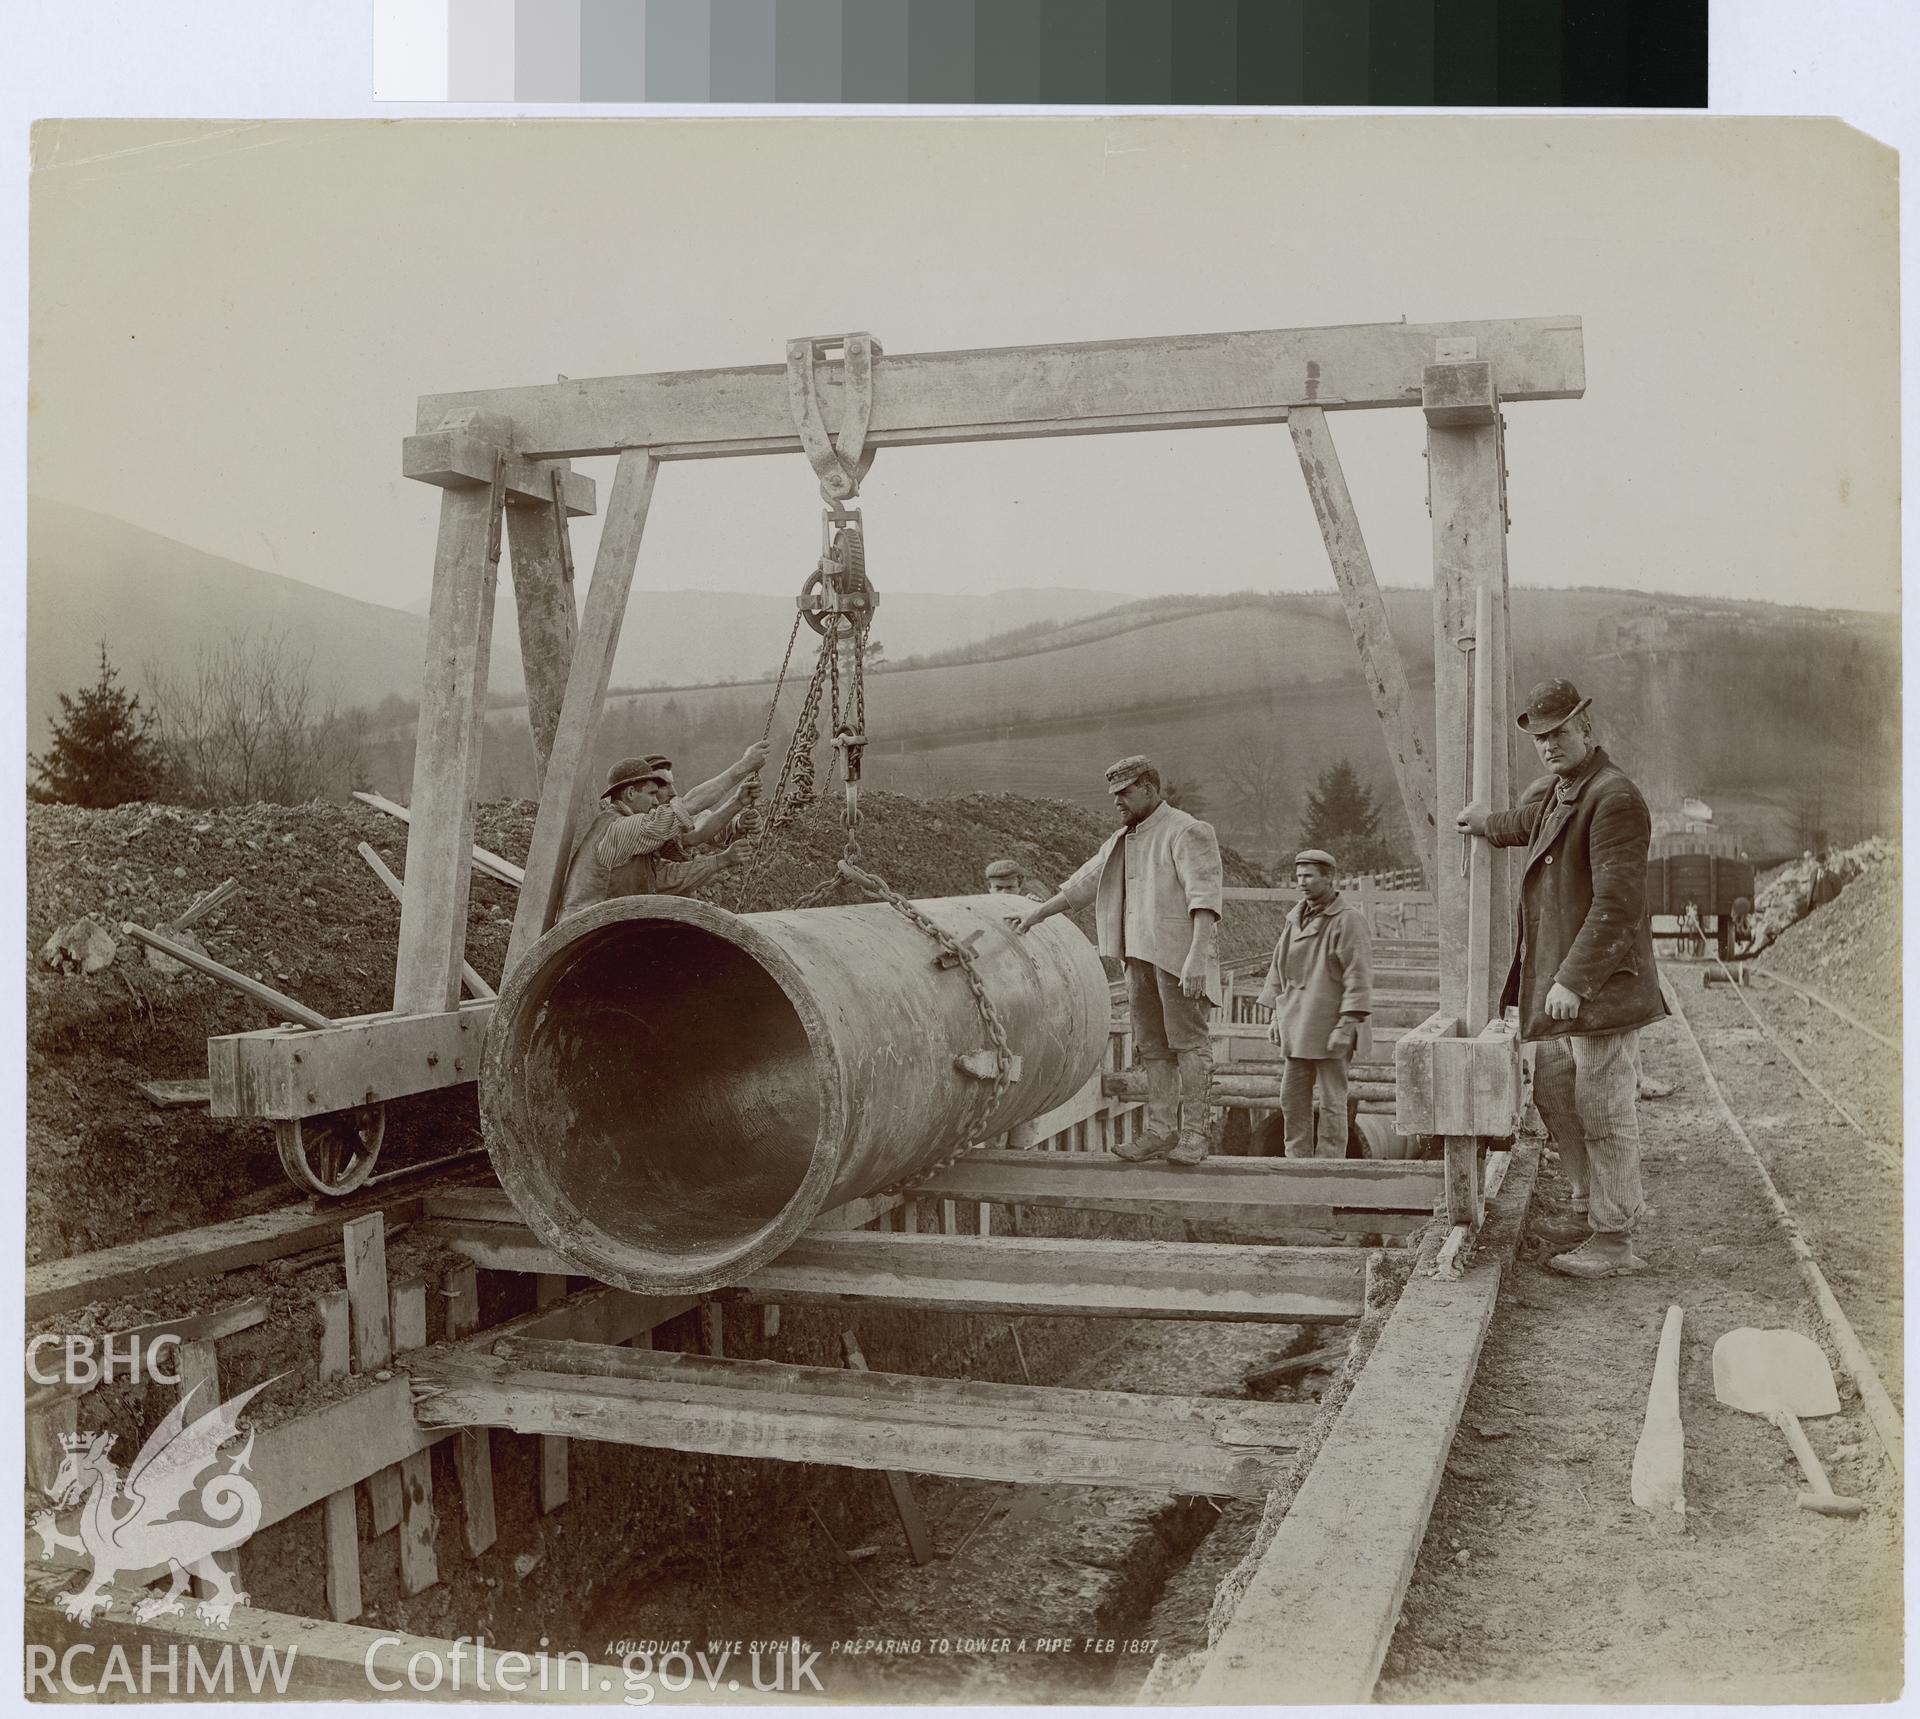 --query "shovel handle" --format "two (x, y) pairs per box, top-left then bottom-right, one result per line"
(1772, 1409), (1864, 1517)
